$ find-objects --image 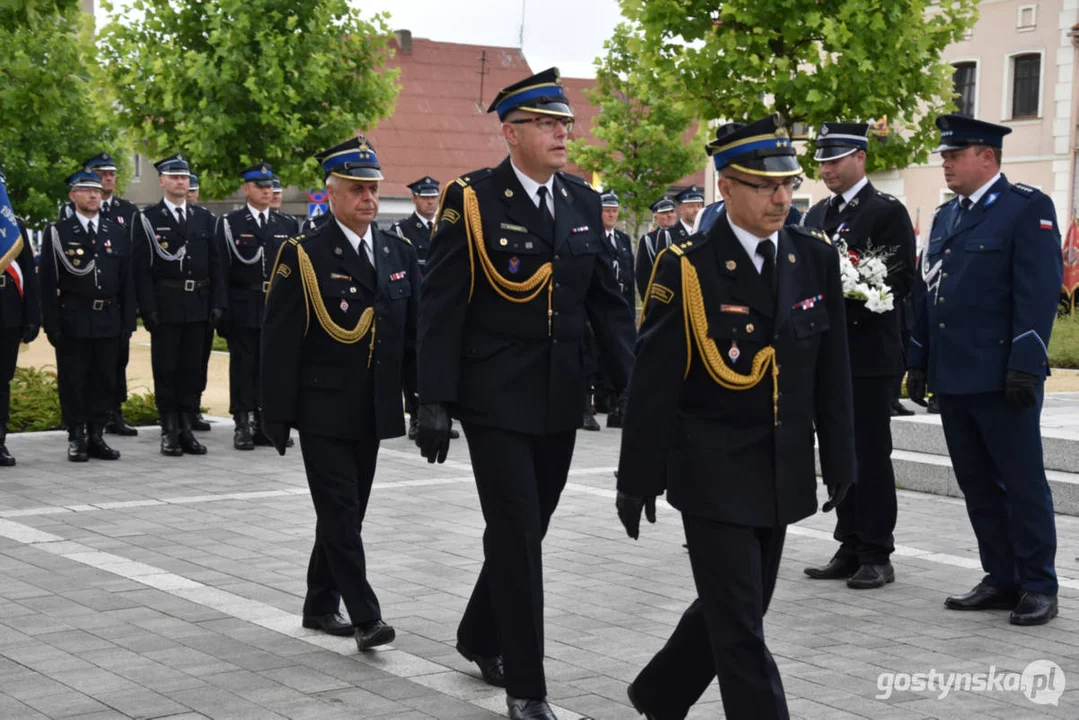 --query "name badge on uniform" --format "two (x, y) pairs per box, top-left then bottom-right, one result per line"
(330, 273), (352, 281)
(720, 304), (749, 315)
